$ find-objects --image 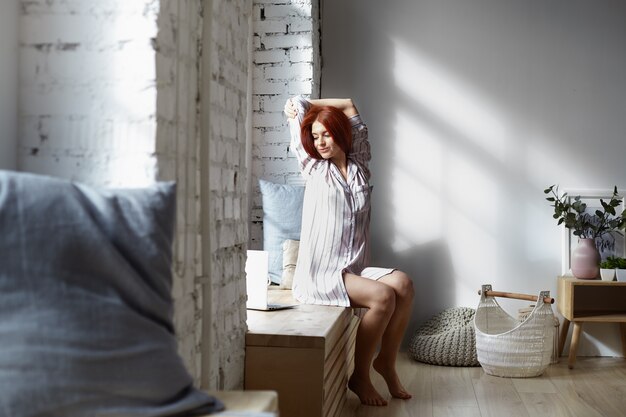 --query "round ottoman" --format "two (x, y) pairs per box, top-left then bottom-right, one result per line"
(408, 307), (480, 367)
